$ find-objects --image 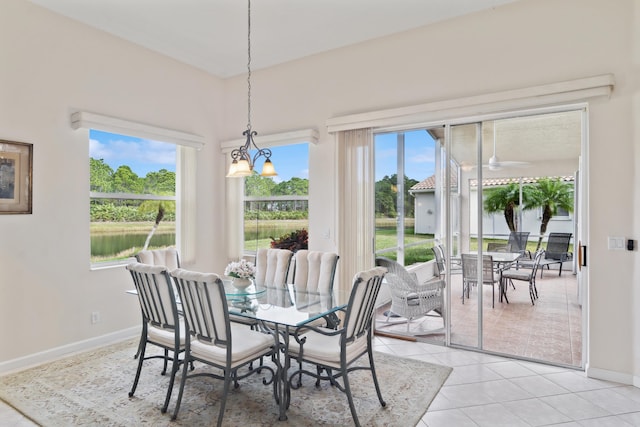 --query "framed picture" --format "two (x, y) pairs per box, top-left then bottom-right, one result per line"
(0, 140), (33, 214)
